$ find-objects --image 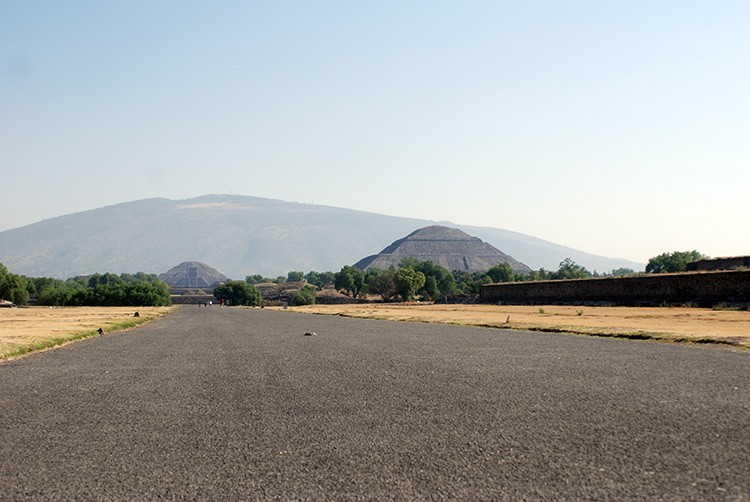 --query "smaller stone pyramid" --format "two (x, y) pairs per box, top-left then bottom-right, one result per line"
(353, 226), (532, 274)
(158, 261), (228, 290)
